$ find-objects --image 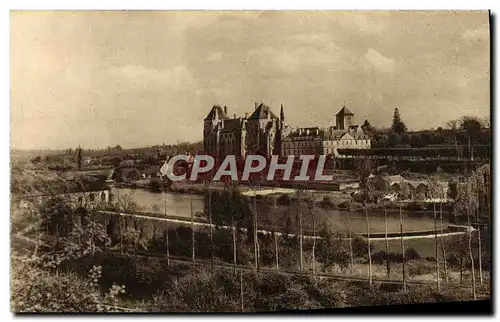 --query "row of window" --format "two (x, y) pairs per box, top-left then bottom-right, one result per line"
(323, 139), (370, 146)
(282, 142), (319, 148)
(282, 139), (370, 149)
